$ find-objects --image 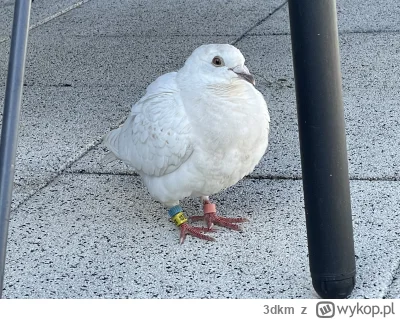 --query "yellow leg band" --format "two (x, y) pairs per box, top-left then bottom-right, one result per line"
(171, 212), (188, 227)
